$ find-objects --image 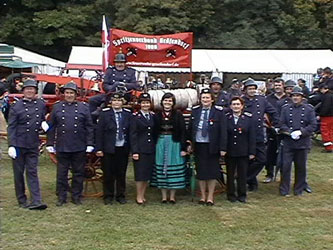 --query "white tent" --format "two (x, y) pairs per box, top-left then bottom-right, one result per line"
(192, 49), (333, 74)
(67, 46), (333, 85)
(68, 46), (332, 73)
(0, 43), (65, 75)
